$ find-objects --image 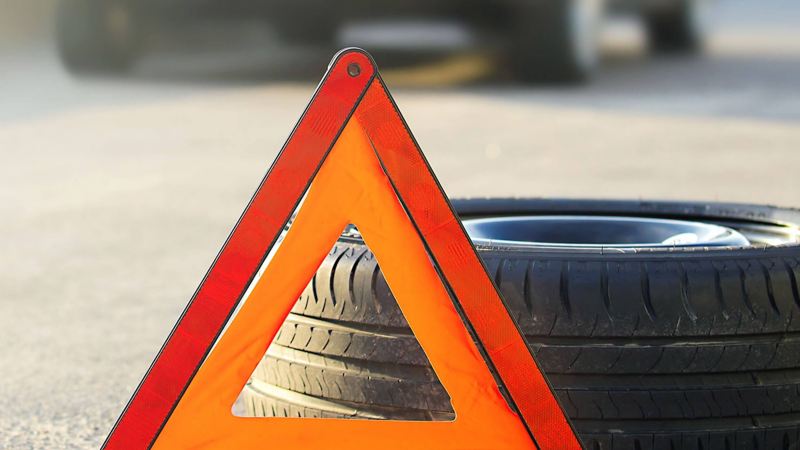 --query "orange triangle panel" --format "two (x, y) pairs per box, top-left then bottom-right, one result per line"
(101, 48), (581, 450)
